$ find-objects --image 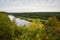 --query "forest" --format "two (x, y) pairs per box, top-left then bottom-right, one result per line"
(0, 12), (60, 40)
